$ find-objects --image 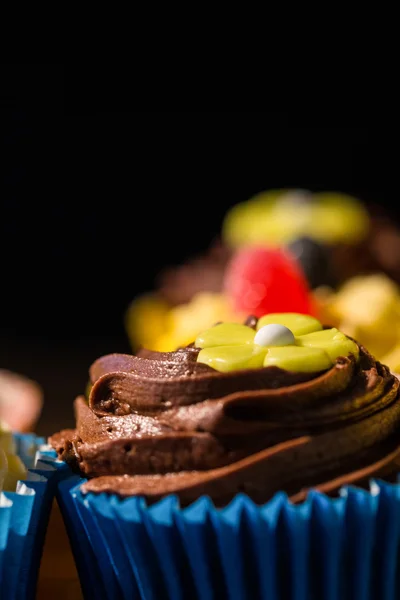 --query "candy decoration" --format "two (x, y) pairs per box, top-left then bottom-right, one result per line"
(257, 313), (322, 336)
(125, 293), (171, 351)
(296, 328), (359, 362)
(314, 273), (400, 362)
(224, 247), (313, 318)
(196, 313), (359, 373)
(195, 322), (255, 348)
(155, 292), (243, 352)
(197, 344), (267, 373)
(263, 345), (332, 372)
(222, 189), (370, 248)
(254, 324), (295, 347)
(287, 236), (336, 289)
